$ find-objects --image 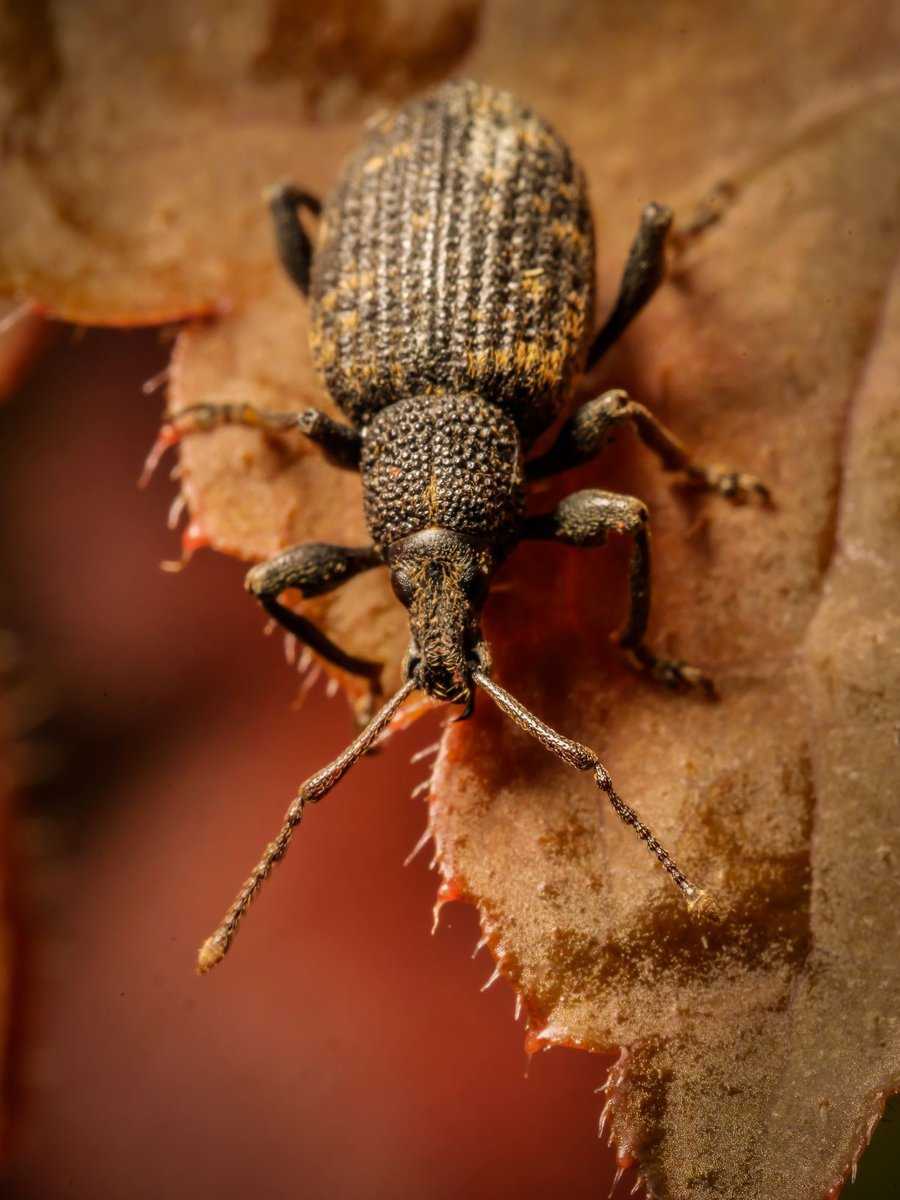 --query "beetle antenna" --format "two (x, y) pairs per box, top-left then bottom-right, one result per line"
(472, 671), (709, 907)
(198, 677), (417, 973)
